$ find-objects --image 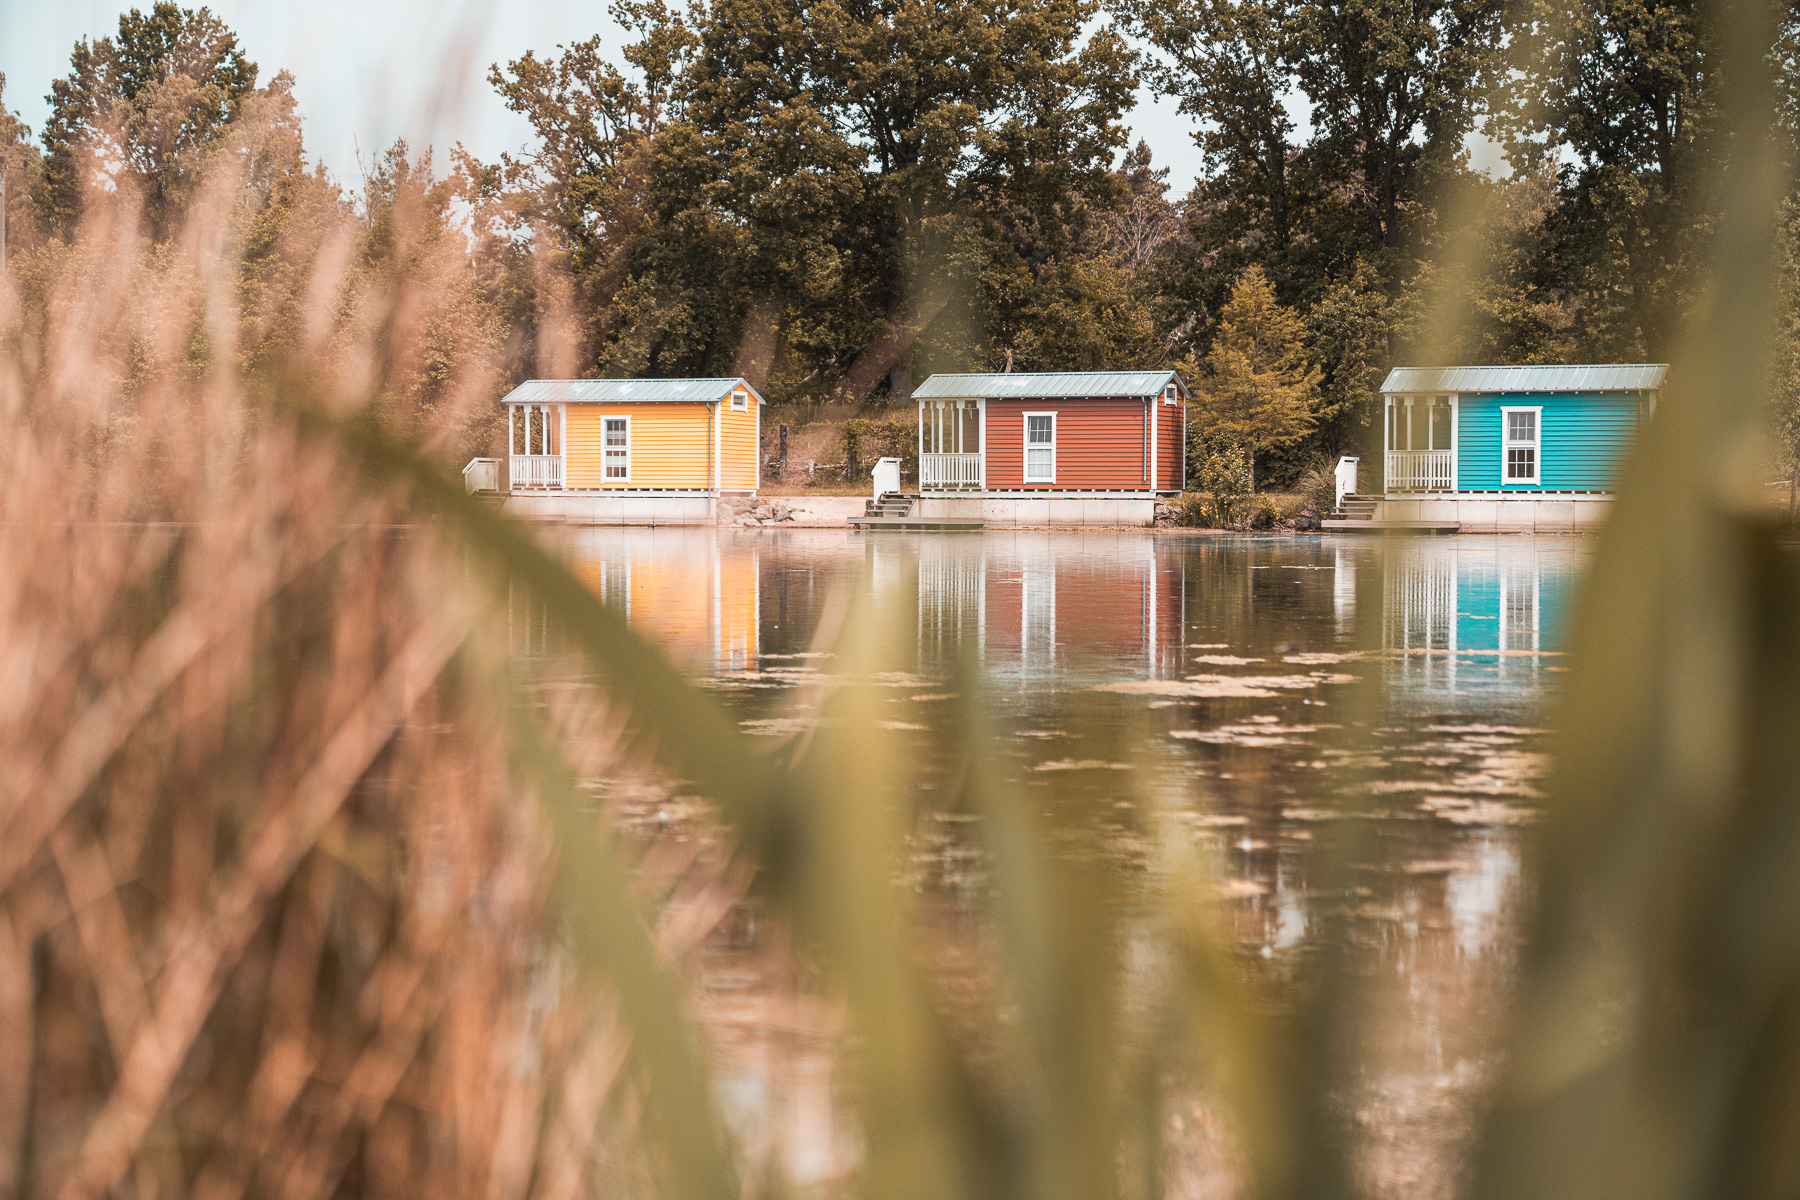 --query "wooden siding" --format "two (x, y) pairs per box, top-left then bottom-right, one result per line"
(720, 399), (759, 490)
(565, 403), (713, 488)
(1455, 392), (1644, 490)
(1158, 399), (1185, 492)
(984, 397), (1157, 490)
